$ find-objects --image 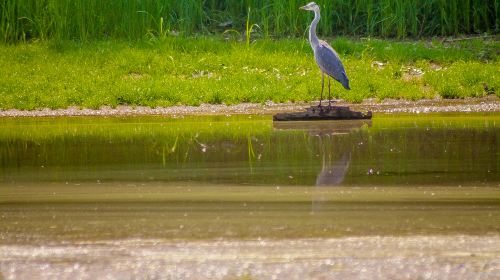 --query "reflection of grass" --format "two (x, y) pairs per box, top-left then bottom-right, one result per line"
(0, 114), (498, 186)
(371, 113), (500, 129)
(0, 115), (271, 140)
(0, 38), (498, 110)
